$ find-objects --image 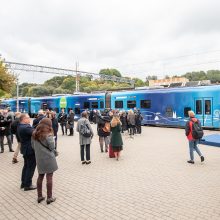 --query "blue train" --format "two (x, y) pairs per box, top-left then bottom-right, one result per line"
(1, 85), (220, 128)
